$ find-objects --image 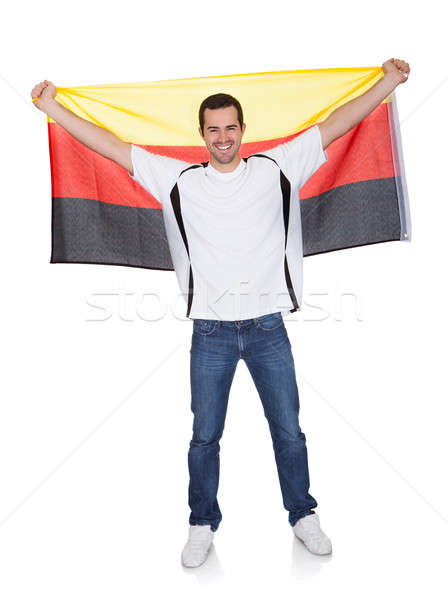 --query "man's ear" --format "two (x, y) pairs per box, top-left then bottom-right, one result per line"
(241, 123), (246, 136)
(198, 126), (204, 139)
